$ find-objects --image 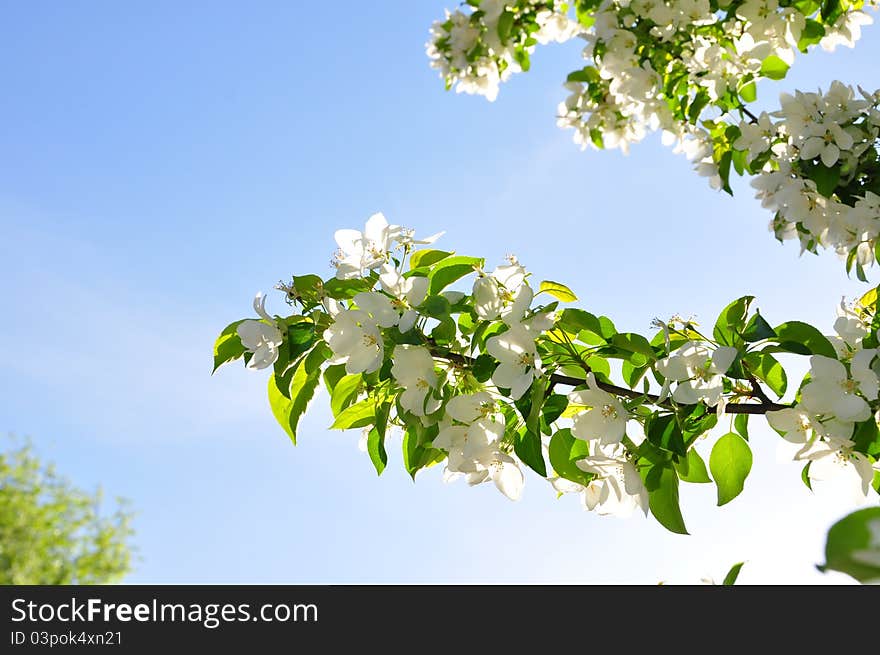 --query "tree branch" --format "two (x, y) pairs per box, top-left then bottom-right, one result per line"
(429, 348), (789, 415)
